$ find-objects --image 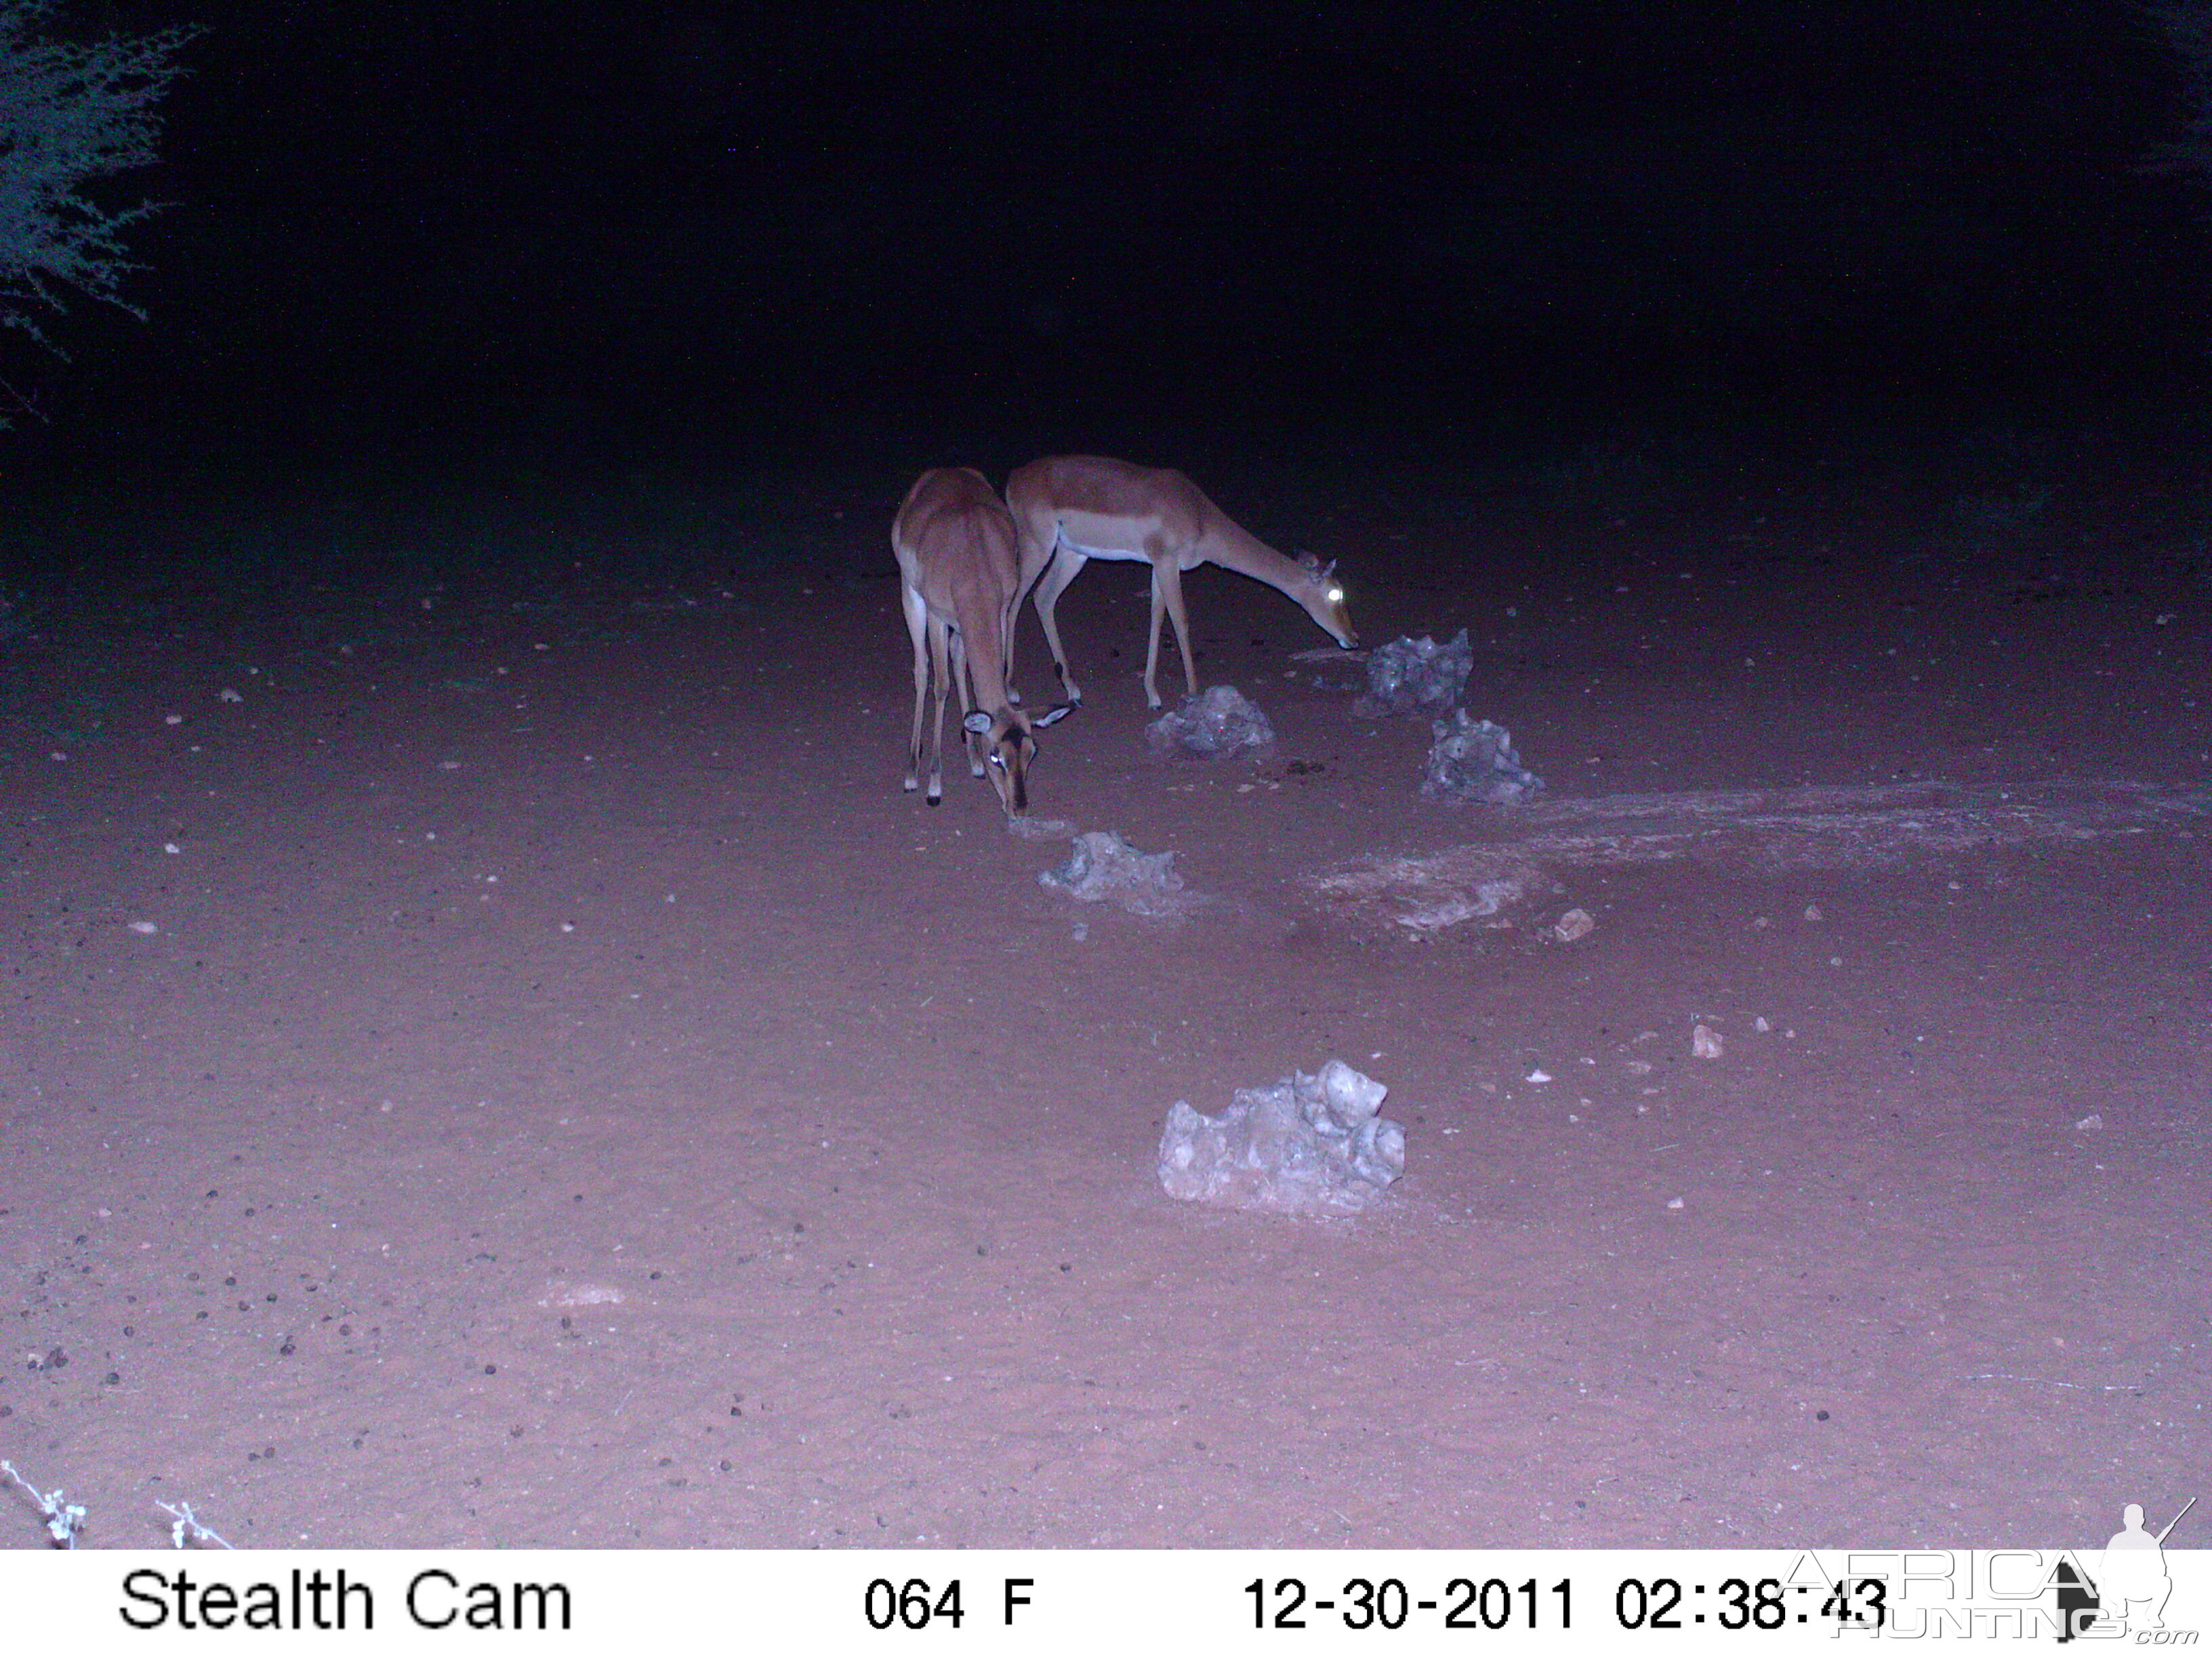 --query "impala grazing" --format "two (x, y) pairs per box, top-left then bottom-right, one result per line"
(1004, 455), (1356, 708)
(893, 467), (1071, 815)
